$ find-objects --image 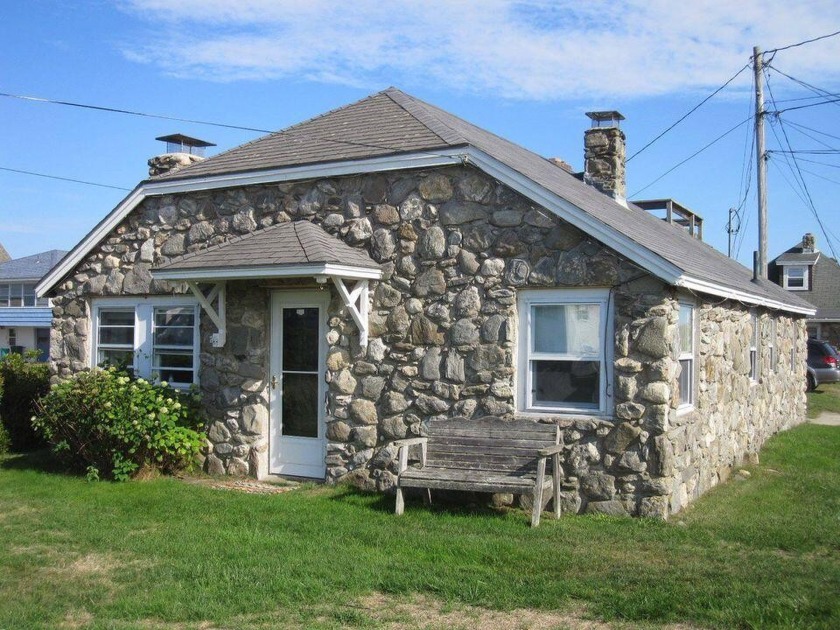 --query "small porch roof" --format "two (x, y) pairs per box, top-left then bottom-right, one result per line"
(152, 220), (382, 282)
